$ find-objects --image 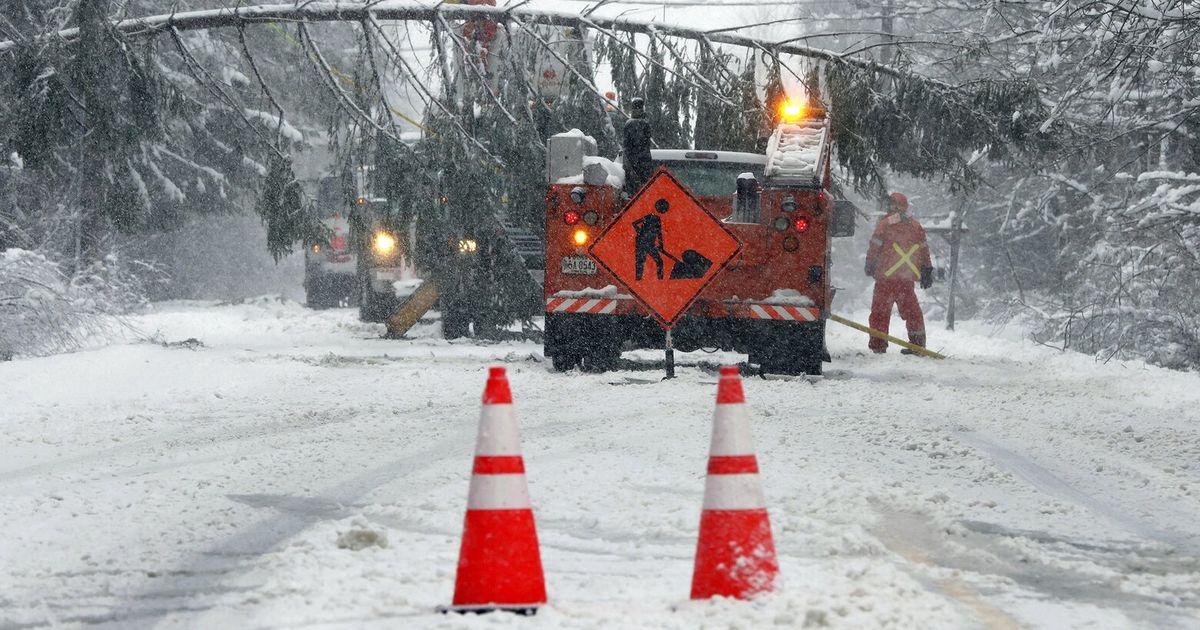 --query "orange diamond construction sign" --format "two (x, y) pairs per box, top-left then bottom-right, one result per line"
(589, 168), (742, 327)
